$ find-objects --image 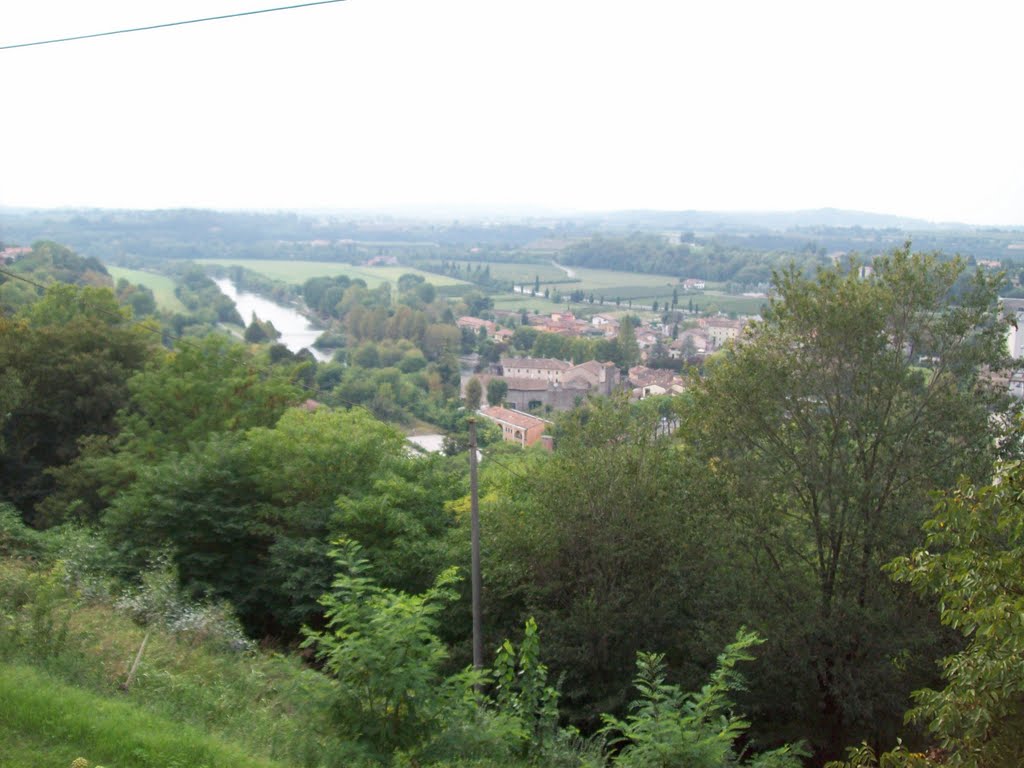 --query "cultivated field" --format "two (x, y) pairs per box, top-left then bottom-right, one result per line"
(490, 265), (768, 317)
(424, 260), (570, 286)
(107, 267), (187, 312)
(193, 259), (467, 288)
